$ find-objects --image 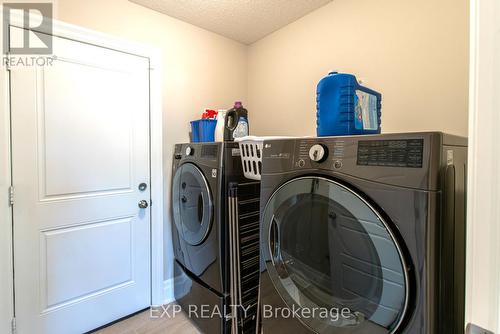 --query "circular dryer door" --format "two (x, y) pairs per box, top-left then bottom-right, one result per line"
(172, 163), (213, 246)
(262, 176), (409, 334)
